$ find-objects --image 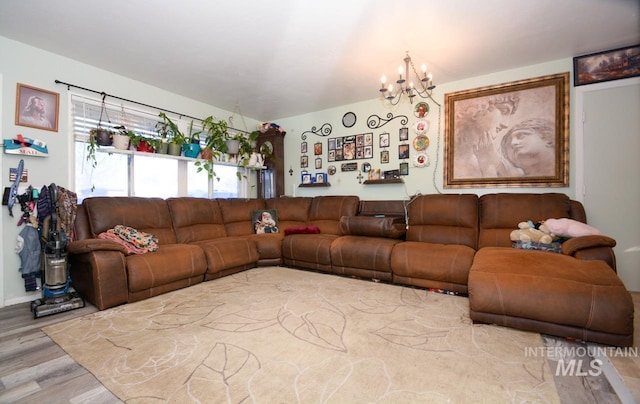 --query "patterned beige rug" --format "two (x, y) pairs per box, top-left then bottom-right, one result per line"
(43, 267), (559, 403)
